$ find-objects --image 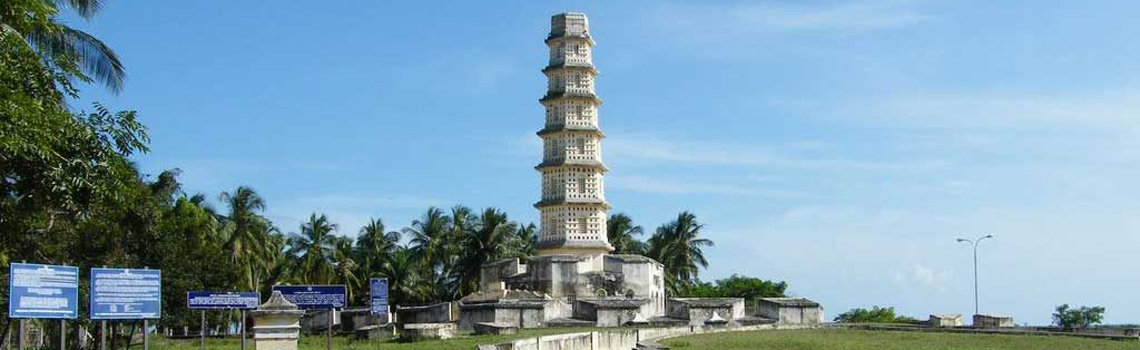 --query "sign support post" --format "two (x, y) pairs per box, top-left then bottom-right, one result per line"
(326, 311), (332, 350)
(99, 321), (106, 350)
(59, 320), (65, 350)
(18, 319), (26, 350)
(199, 310), (205, 350)
(142, 319), (148, 350)
(240, 310), (247, 350)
